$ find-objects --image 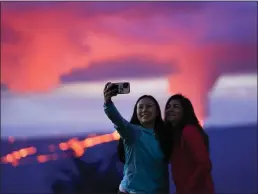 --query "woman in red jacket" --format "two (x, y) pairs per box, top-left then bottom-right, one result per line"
(164, 94), (214, 194)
